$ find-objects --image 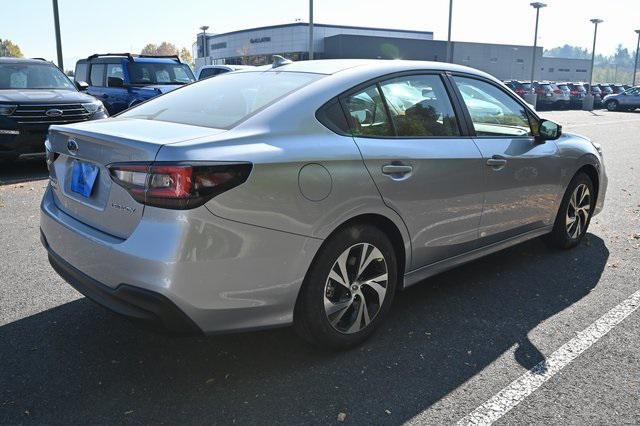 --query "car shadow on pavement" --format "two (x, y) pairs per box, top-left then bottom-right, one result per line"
(0, 159), (48, 186)
(0, 235), (608, 424)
